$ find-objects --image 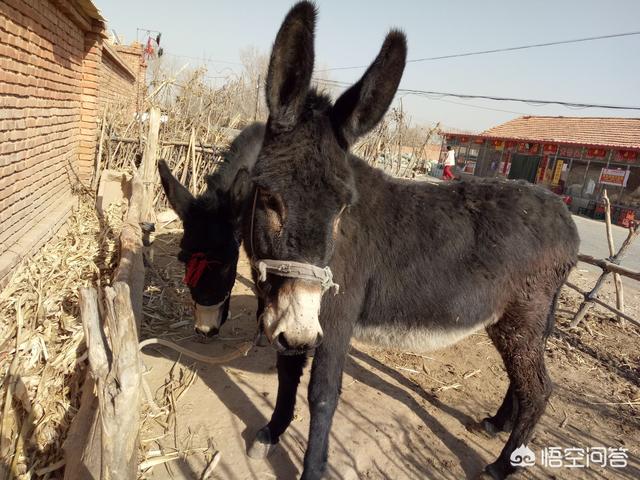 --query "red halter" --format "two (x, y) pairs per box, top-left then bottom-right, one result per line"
(184, 253), (220, 288)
